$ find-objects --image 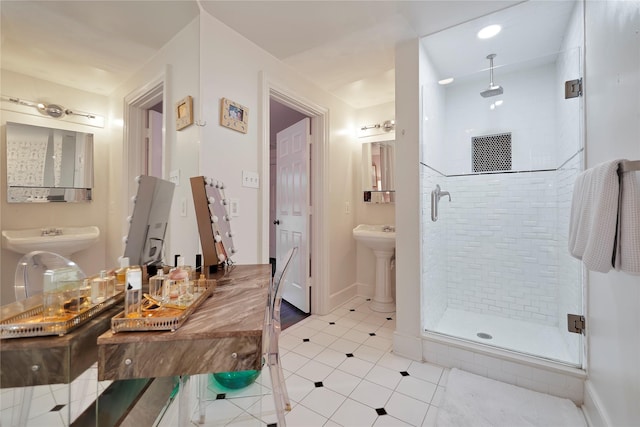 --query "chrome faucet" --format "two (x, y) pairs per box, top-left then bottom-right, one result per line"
(431, 185), (451, 222)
